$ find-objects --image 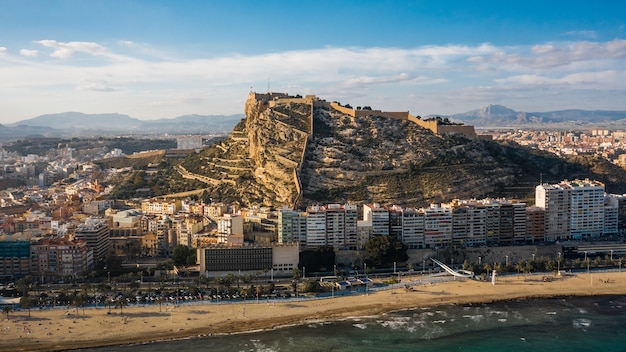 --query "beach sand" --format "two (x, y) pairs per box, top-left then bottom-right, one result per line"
(2, 271), (626, 352)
